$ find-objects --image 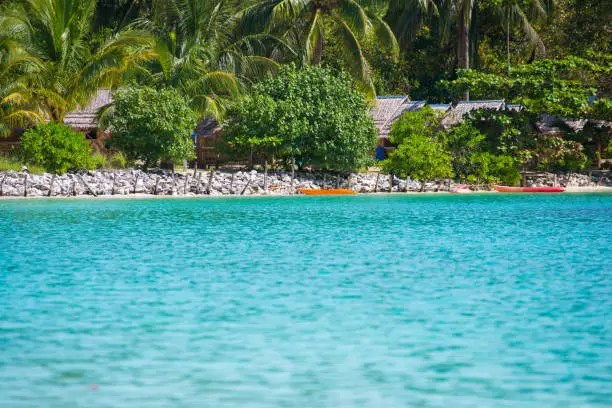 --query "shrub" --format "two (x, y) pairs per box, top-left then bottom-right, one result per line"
(21, 122), (94, 174)
(382, 107), (453, 185)
(108, 87), (196, 169)
(468, 153), (521, 186)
